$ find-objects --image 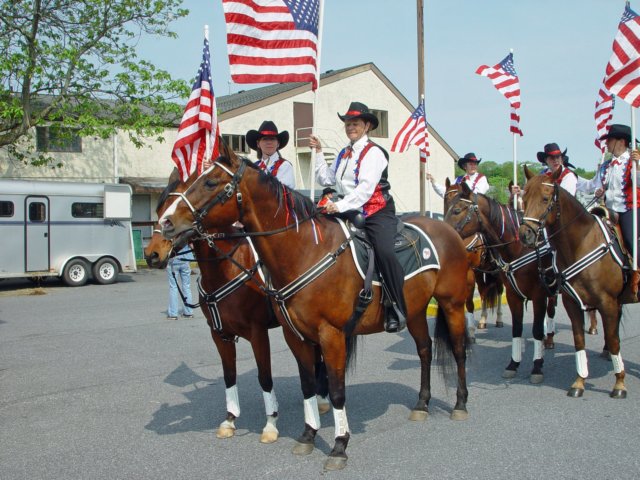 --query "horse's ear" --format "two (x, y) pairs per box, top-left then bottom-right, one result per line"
(168, 167), (180, 185)
(445, 177), (451, 188)
(524, 164), (534, 180)
(217, 135), (240, 168)
(460, 181), (472, 196)
(508, 180), (514, 189)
